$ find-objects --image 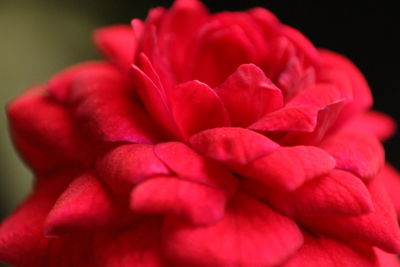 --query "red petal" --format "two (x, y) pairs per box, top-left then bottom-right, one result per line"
(189, 22), (257, 87)
(169, 80), (230, 140)
(132, 55), (180, 139)
(341, 111), (397, 141)
(96, 144), (170, 195)
(131, 175), (228, 225)
(248, 8), (281, 39)
(268, 169), (374, 216)
(158, 0), (208, 81)
(377, 164), (400, 216)
(241, 145), (335, 190)
(297, 179), (400, 253)
(163, 193), (303, 266)
(216, 64), (283, 127)
(321, 132), (385, 180)
(250, 83), (344, 144)
(93, 219), (163, 267)
(7, 87), (94, 174)
(189, 127), (279, 166)
(154, 142), (237, 195)
(284, 234), (377, 267)
(320, 49), (373, 116)
(250, 105), (319, 132)
(47, 61), (116, 103)
(281, 25), (321, 69)
(93, 25), (137, 71)
(44, 233), (96, 267)
(44, 173), (114, 236)
(0, 173), (73, 267)
(374, 248), (400, 267)
(72, 73), (161, 143)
